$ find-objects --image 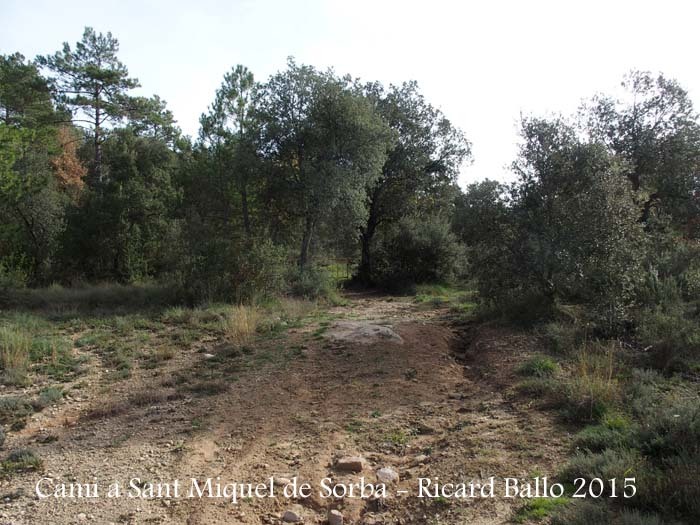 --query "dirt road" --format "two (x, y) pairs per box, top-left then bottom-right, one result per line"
(3, 293), (570, 524)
